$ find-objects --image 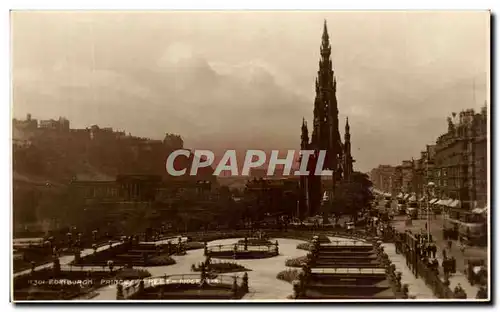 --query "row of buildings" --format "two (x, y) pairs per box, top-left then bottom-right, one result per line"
(370, 105), (488, 211)
(13, 113), (184, 149)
